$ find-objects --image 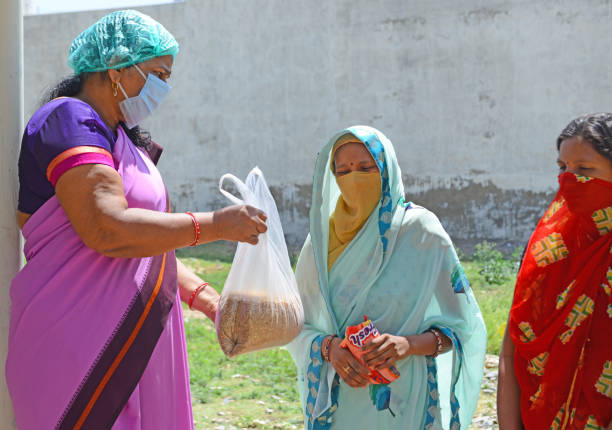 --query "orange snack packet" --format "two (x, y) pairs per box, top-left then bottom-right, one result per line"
(340, 315), (400, 384)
